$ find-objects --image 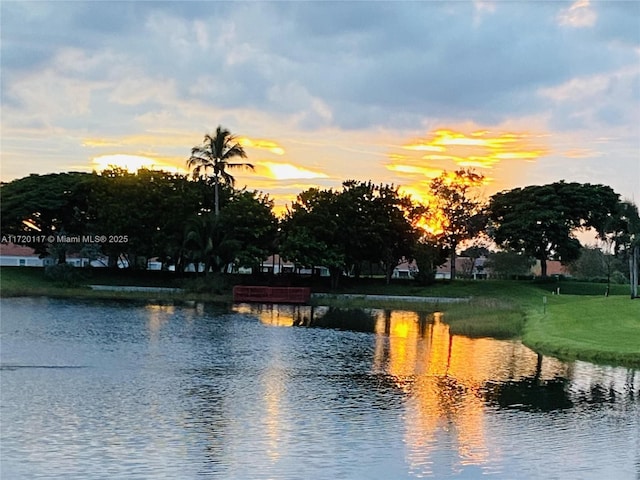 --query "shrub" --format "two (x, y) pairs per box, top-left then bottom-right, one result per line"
(182, 273), (229, 294)
(44, 263), (84, 287)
